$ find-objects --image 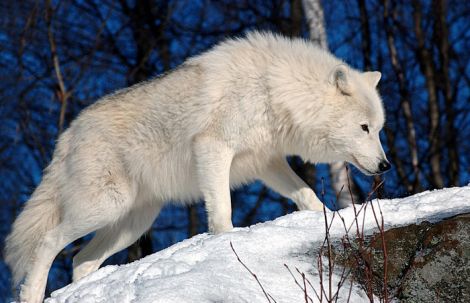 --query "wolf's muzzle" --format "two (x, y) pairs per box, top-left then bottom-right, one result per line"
(378, 160), (391, 173)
